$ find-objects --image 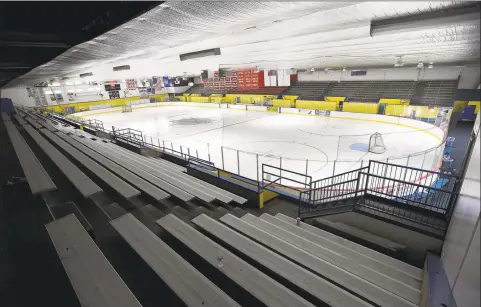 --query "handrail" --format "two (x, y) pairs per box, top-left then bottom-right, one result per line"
(370, 160), (458, 179)
(311, 166), (369, 185)
(359, 172), (457, 194)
